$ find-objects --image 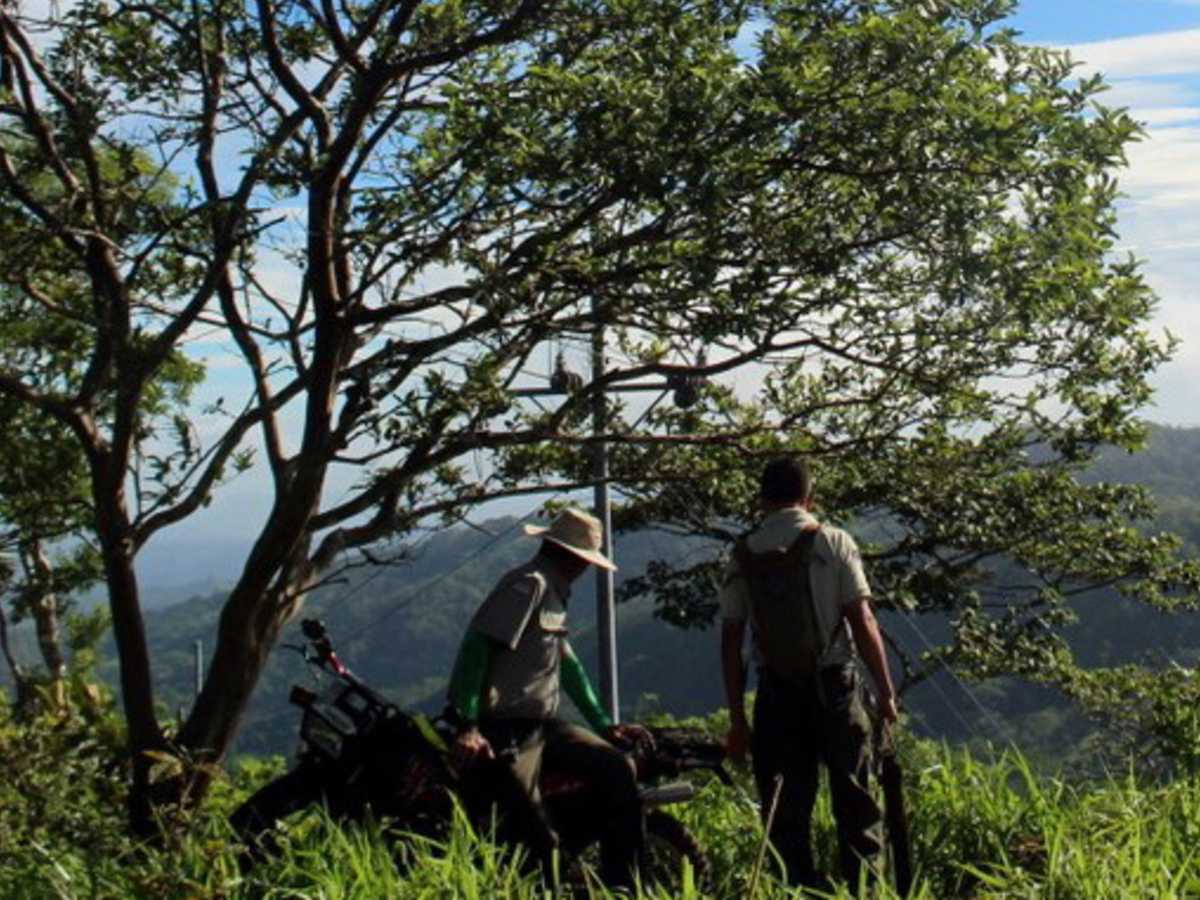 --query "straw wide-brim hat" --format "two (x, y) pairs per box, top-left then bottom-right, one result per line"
(523, 508), (617, 571)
